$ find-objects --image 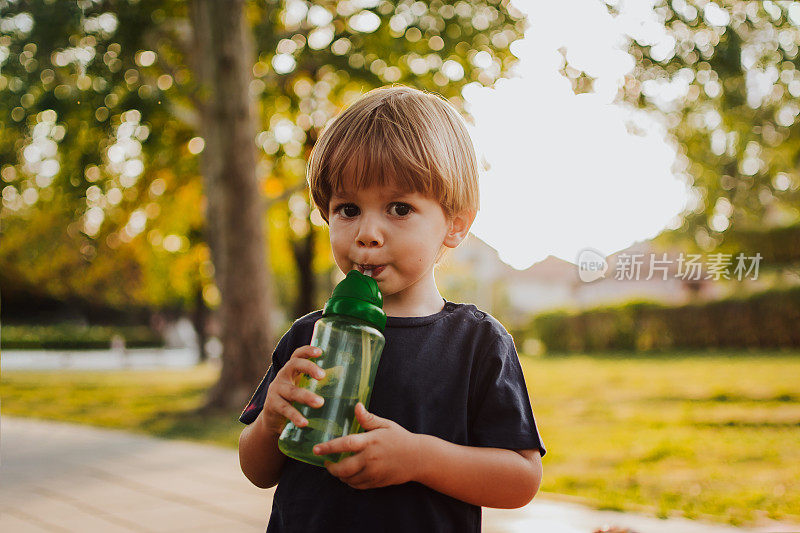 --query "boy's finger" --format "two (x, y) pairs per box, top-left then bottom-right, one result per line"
(325, 456), (365, 479)
(342, 471), (374, 490)
(278, 381), (324, 409)
(354, 402), (390, 429)
(291, 358), (326, 380)
(313, 433), (367, 456)
(271, 394), (308, 428)
(290, 345), (323, 359)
